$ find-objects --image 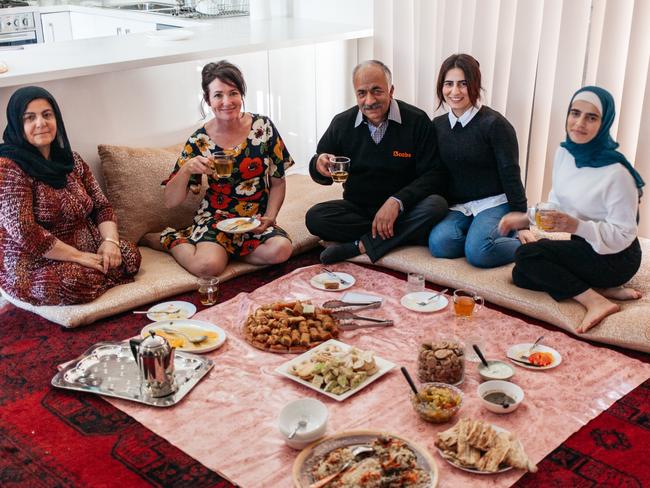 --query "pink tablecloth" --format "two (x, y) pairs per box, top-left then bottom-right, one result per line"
(108, 263), (650, 487)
